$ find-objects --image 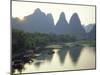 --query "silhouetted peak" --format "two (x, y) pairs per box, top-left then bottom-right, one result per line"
(34, 8), (42, 13)
(24, 8), (43, 20)
(33, 8), (46, 17)
(84, 23), (95, 33)
(47, 13), (54, 23)
(69, 12), (81, 25)
(47, 13), (54, 20)
(59, 12), (66, 19)
(70, 13), (80, 21)
(72, 13), (78, 17)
